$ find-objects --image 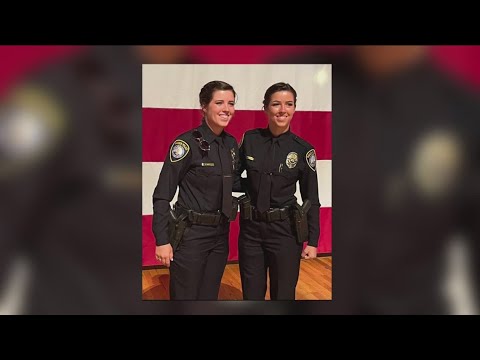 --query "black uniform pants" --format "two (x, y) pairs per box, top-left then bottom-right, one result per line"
(169, 222), (229, 300)
(239, 217), (303, 300)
